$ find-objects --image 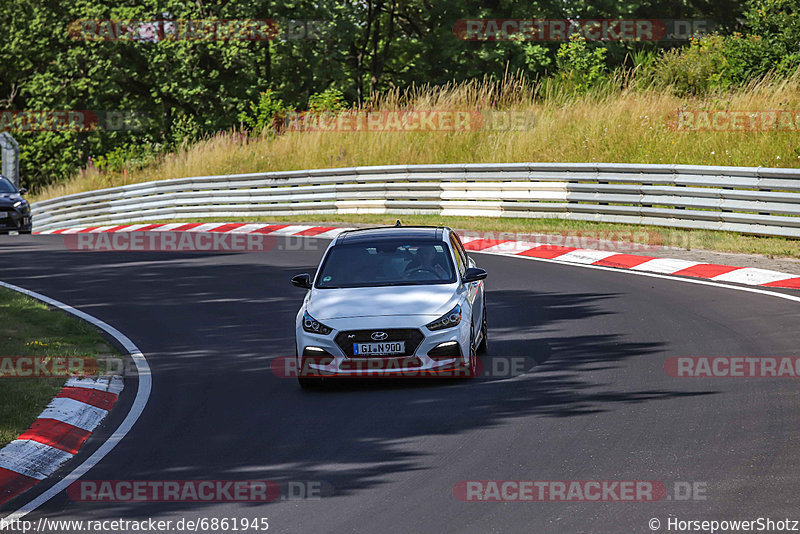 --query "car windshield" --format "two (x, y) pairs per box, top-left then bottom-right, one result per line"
(0, 178), (16, 194)
(316, 240), (456, 288)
